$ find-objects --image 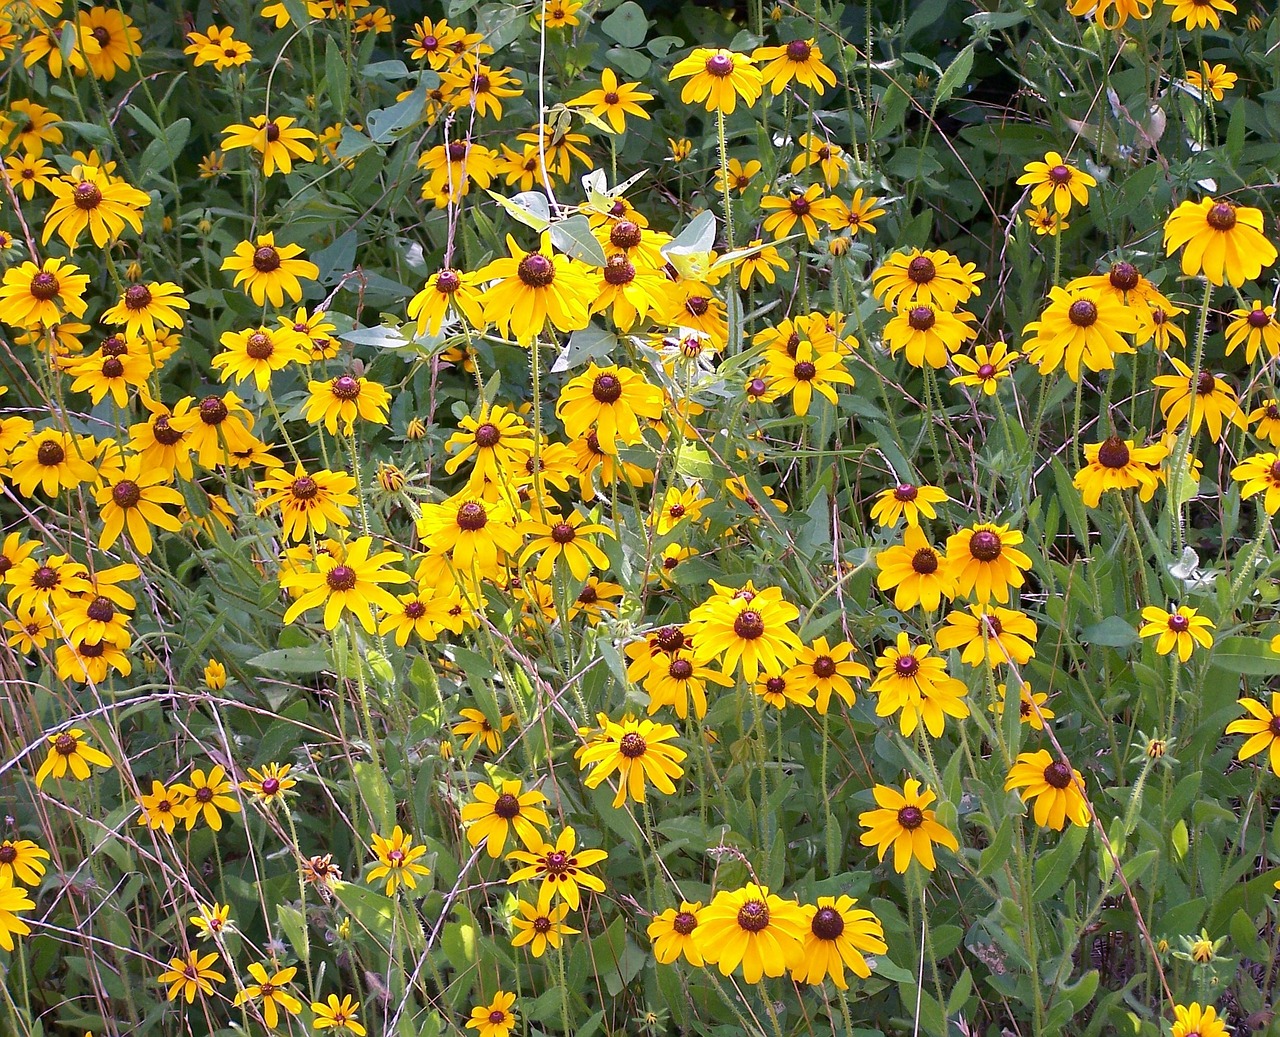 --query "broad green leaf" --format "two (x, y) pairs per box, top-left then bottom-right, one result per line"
(1080, 616), (1139, 648)
(550, 214), (607, 266)
(1209, 636), (1280, 675)
(601, 1), (648, 47)
(245, 644), (330, 673)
